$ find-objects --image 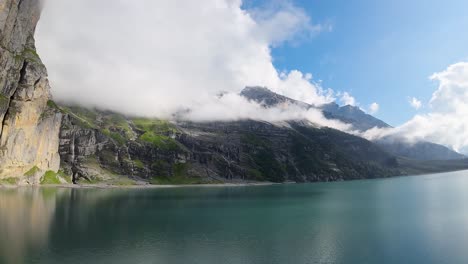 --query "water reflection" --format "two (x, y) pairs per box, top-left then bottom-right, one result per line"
(0, 188), (58, 264)
(1, 172), (468, 264)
